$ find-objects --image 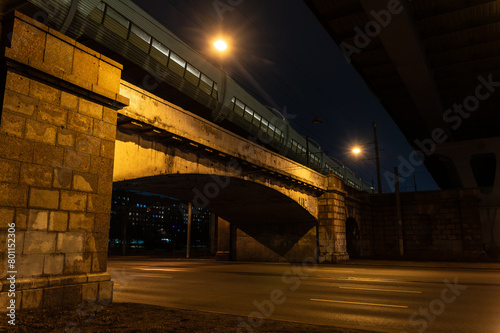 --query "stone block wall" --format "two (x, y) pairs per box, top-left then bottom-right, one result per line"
(0, 12), (127, 311)
(317, 175), (349, 263)
(366, 189), (485, 260)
